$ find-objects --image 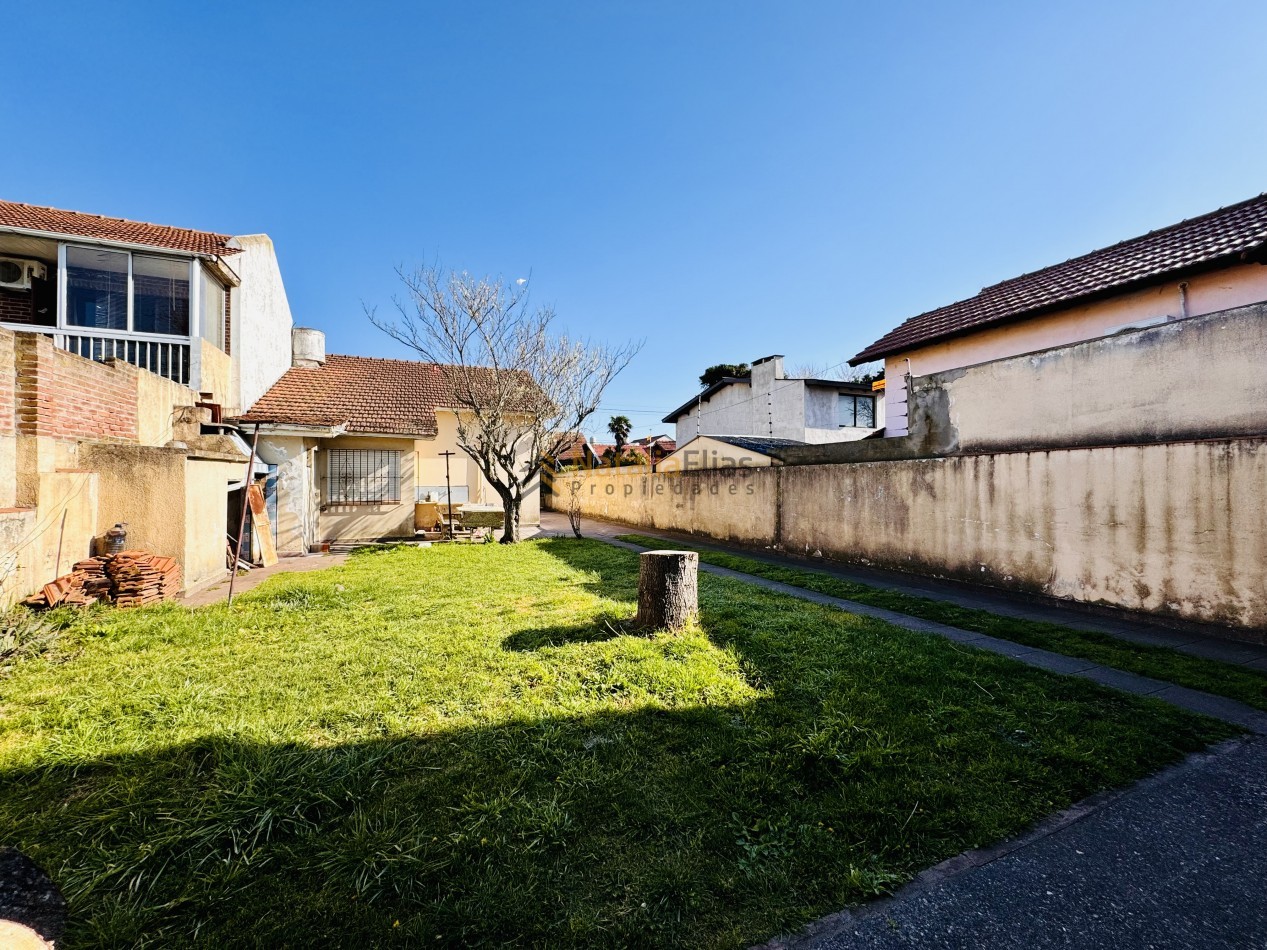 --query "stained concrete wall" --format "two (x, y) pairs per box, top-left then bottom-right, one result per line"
(933, 301), (1267, 452)
(184, 458), (241, 588)
(256, 435), (316, 556)
(0, 471), (98, 606)
(555, 438), (1267, 638)
(880, 261), (1267, 436)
